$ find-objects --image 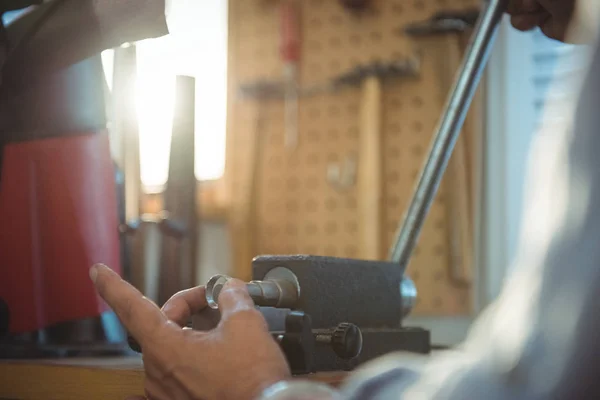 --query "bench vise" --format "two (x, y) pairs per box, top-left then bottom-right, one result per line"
(130, 0), (508, 375)
(193, 255), (430, 375)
